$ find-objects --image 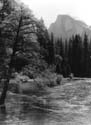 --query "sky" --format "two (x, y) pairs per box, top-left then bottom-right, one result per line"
(20, 0), (91, 28)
